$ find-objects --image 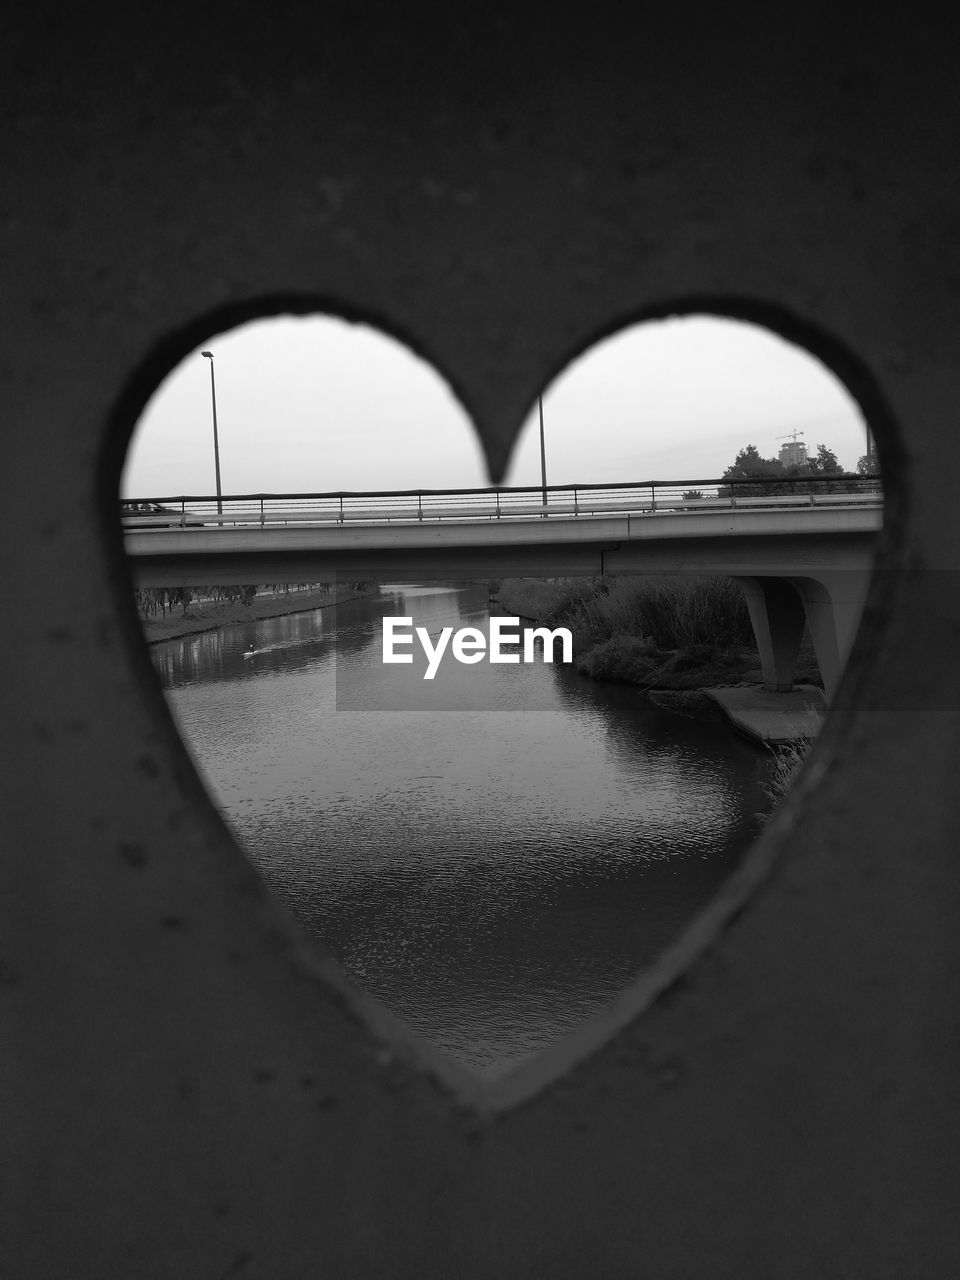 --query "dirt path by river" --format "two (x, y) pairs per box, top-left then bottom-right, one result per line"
(138, 585), (378, 645)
